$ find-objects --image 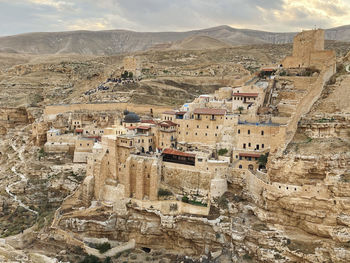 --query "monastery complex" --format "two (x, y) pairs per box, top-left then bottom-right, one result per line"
(30, 30), (336, 209)
(30, 30), (338, 214)
(20, 29), (350, 261)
